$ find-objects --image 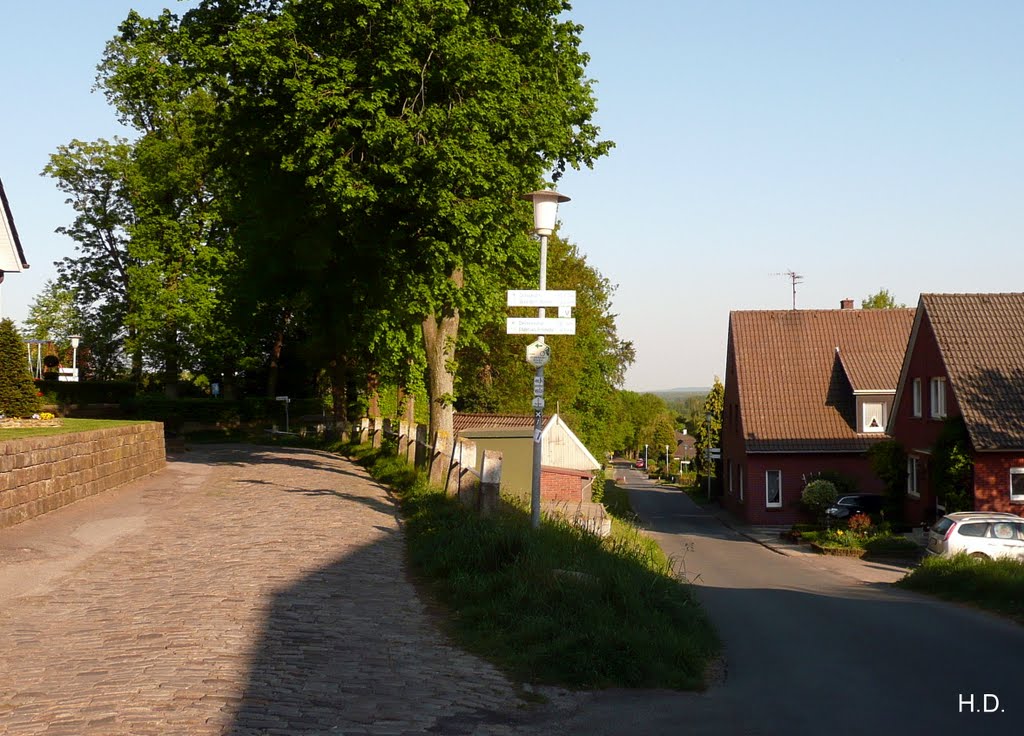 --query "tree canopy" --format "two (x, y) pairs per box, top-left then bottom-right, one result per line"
(861, 289), (906, 309)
